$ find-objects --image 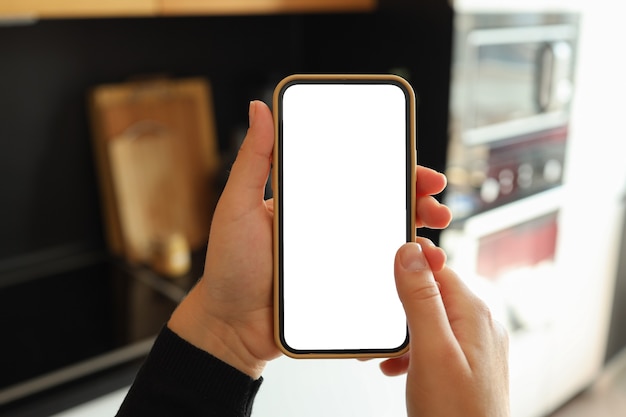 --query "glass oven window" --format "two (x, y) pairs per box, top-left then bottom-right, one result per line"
(461, 24), (576, 145)
(473, 42), (543, 129)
